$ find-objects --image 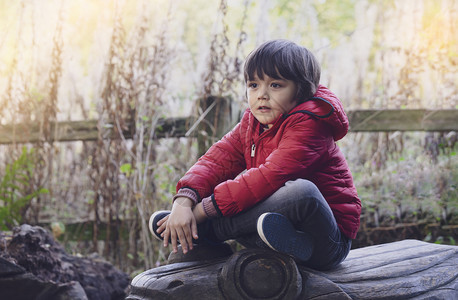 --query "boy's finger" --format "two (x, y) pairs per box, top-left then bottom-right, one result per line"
(191, 218), (198, 240)
(183, 226), (193, 251)
(163, 229), (169, 247)
(170, 230), (178, 253)
(157, 215), (169, 227)
(157, 222), (166, 234)
(177, 228), (188, 254)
